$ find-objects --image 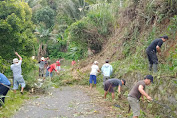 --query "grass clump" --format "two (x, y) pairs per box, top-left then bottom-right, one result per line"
(0, 91), (30, 117)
